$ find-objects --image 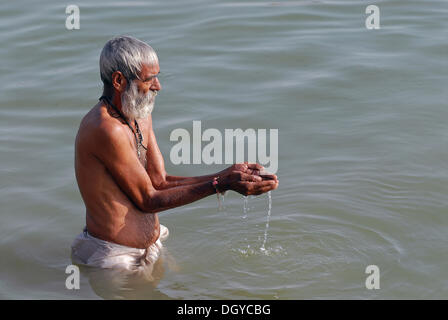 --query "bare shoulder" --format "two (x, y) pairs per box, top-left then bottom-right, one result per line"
(77, 103), (127, 154)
